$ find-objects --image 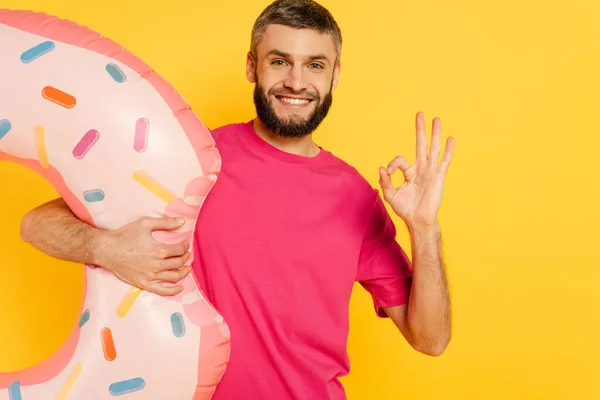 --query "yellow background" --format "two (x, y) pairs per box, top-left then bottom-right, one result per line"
(1, 0), (599, 398)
